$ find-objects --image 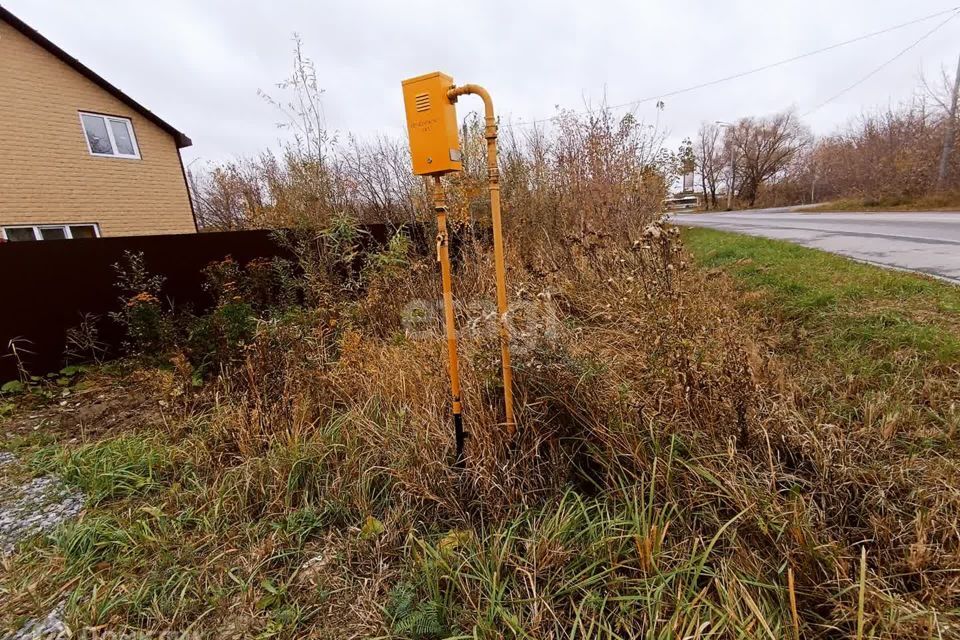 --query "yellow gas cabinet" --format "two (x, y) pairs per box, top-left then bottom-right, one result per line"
(401, 72), (463, 175)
